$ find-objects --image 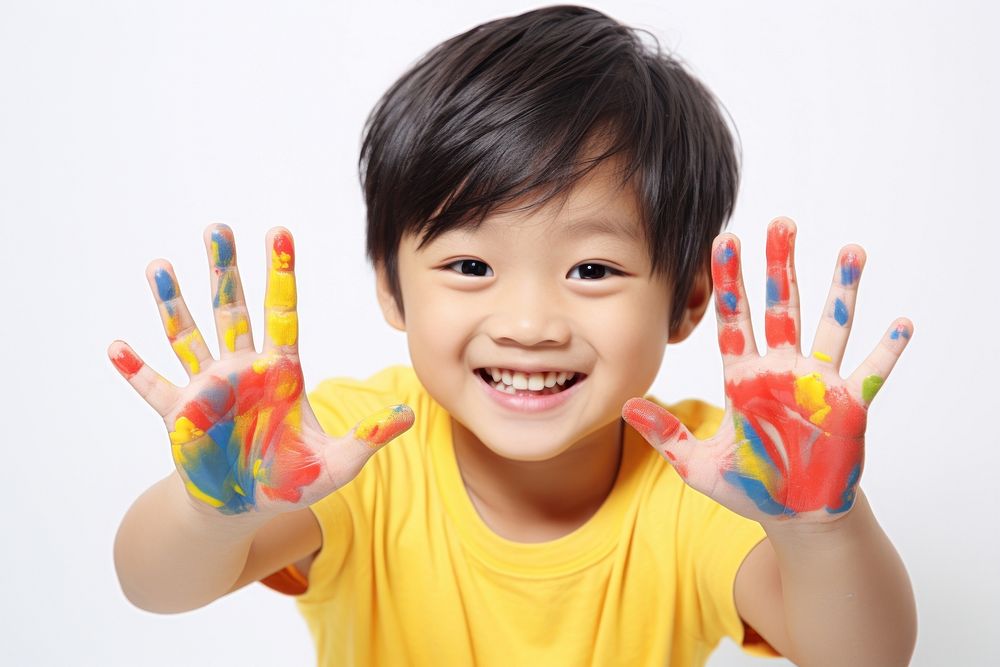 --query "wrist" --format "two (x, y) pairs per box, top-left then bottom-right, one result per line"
(761, 488), (873, 549)
(166, 471), (272, 540)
